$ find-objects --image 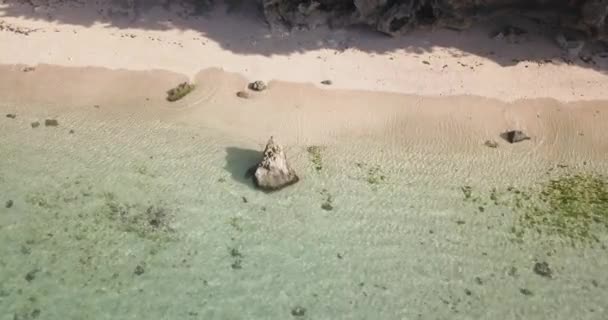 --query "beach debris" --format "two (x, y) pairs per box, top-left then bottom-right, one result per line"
(5, 200), (13, 208)
(166, 82), (195, 102)
(291, 306), (306, 317)
(248, 80), (267, 92)
(44, 119), (59, 127)
(236, 90), (250, 99)
(484, 140), (498, 148)
(533, 261), (553, 278)
(22, 66), (35, 72)
(251, 136), (299, 191)
(134, 265), (145, 276)
(31, 121), (40, 128)
(321, 80), (333, 85)
(5, 113), (16, 119)
(501, 130), (530, 143)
